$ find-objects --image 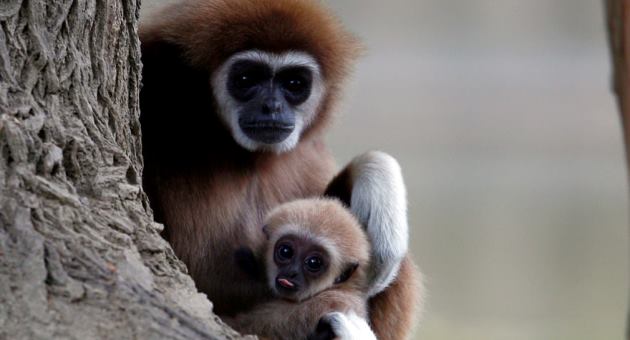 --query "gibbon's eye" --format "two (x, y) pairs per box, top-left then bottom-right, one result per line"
(304, 256), (324, 273)
(283, 78), (305, 92)
(277, 67), (313, 105)
(234, 74), (256, 90)
(228, 60), (272, 101)
(276, 244), (294, 261)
